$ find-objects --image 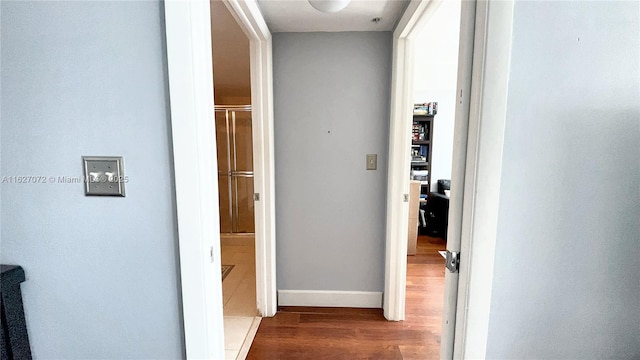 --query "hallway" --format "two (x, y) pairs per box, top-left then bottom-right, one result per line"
(246, 235), (447, 359)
